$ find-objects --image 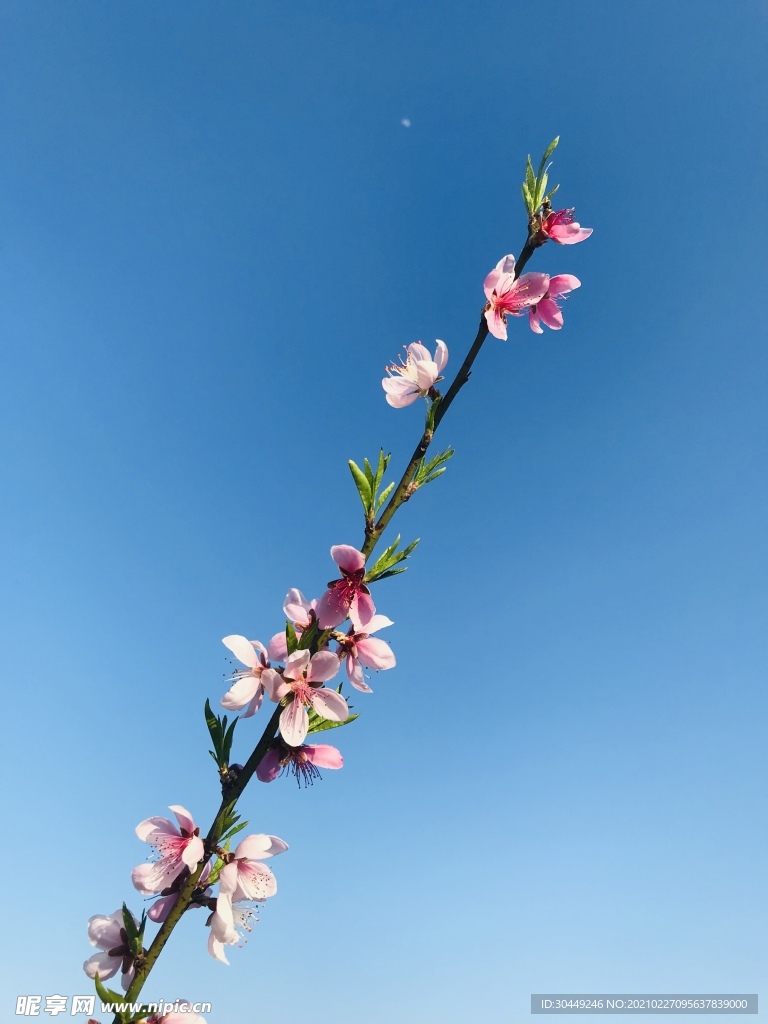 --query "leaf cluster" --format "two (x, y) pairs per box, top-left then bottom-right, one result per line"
(522, 136), (560, 215)
(205, 699), (238, 771)
(365, 533), (419, 583)
(349, 449), (394, 523)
